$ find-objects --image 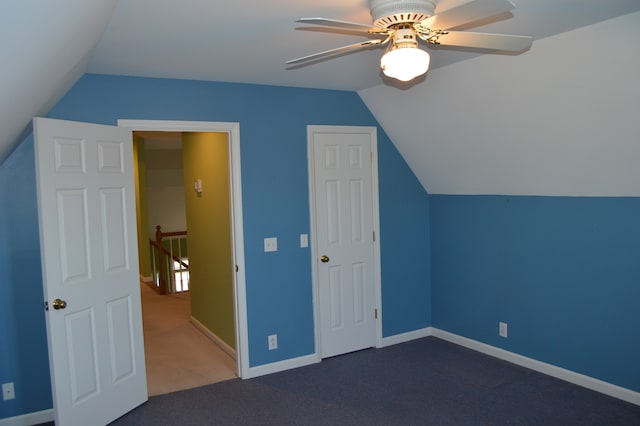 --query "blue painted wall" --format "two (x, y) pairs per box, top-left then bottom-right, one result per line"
(0, 137), (52, 419)
(430, 195), (640, 392)
(378, 141), (430, 335)
(0, 74), (430, 419)
(2, 73), (639, 420)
